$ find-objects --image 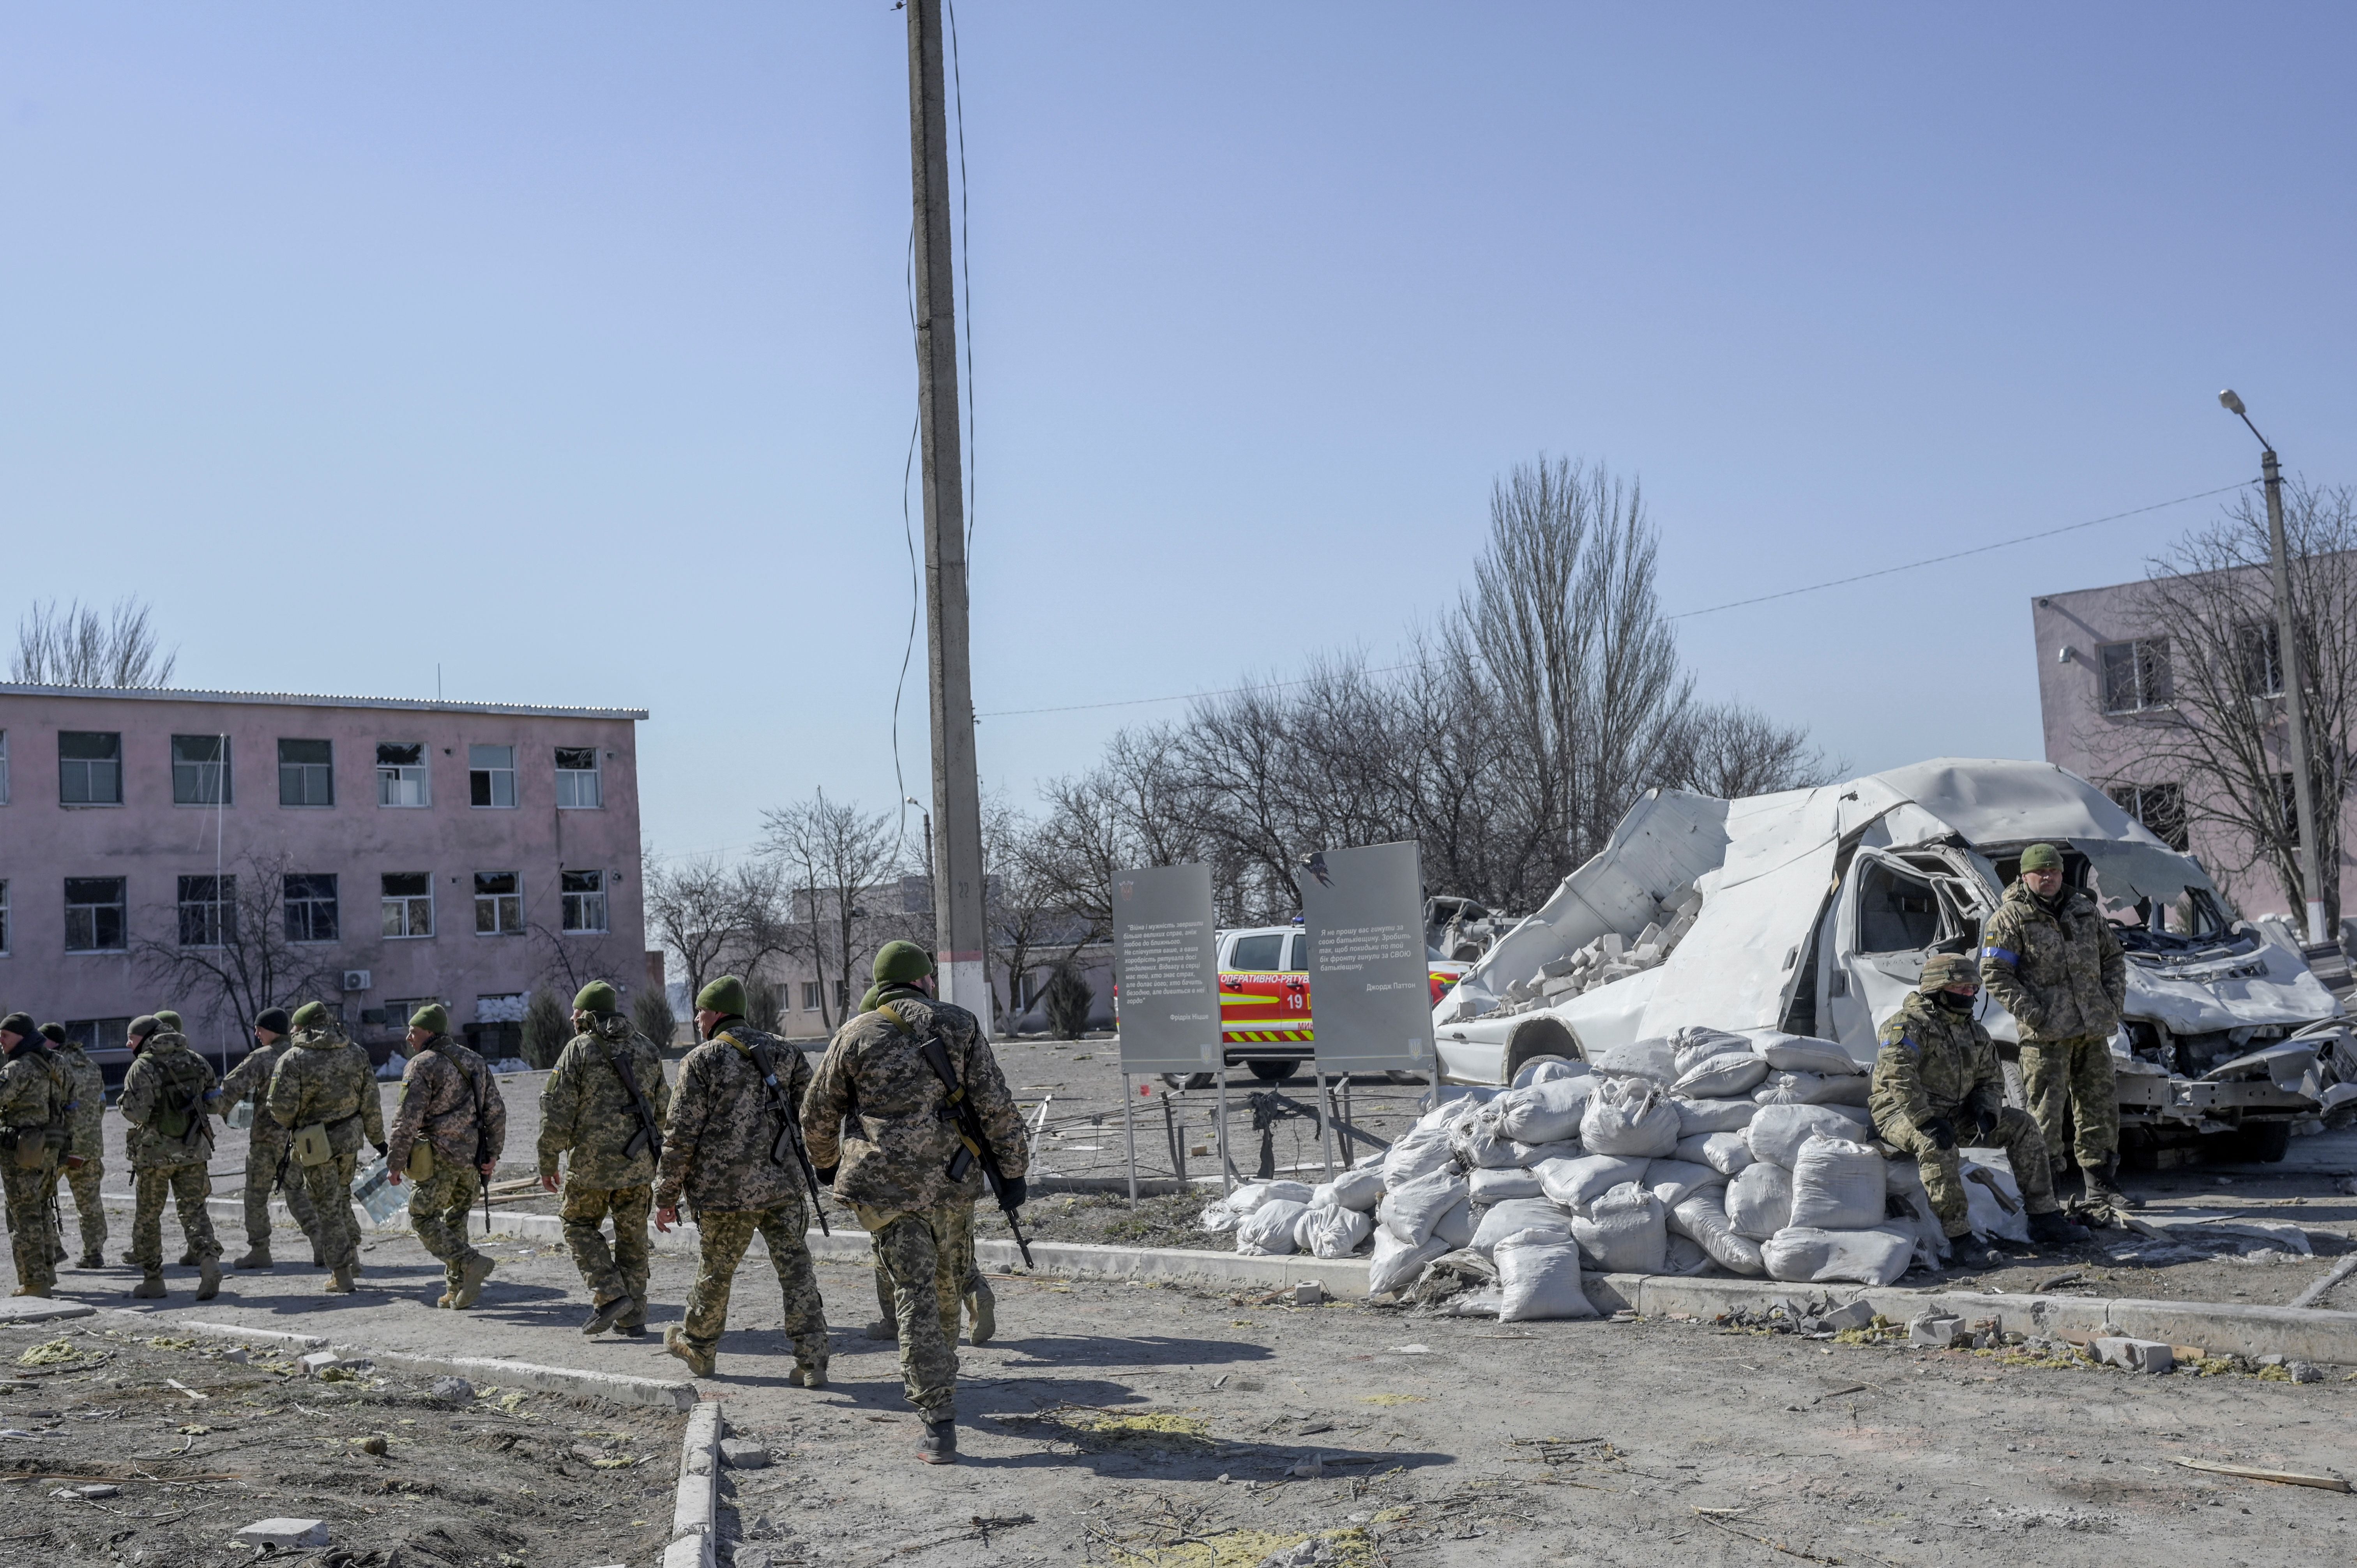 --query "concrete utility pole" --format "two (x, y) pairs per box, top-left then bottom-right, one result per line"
(2221, 389), (2330, 945)
(908, 0), (990, 1035)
